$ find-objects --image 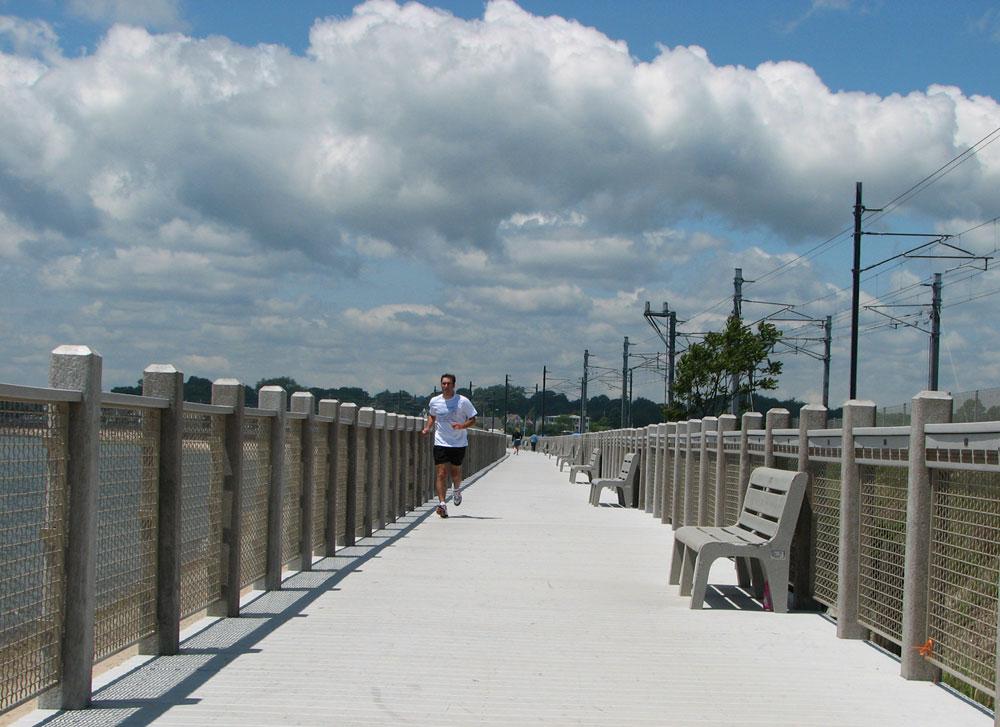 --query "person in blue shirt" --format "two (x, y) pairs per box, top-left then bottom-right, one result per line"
(421, 373), (477, 518)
